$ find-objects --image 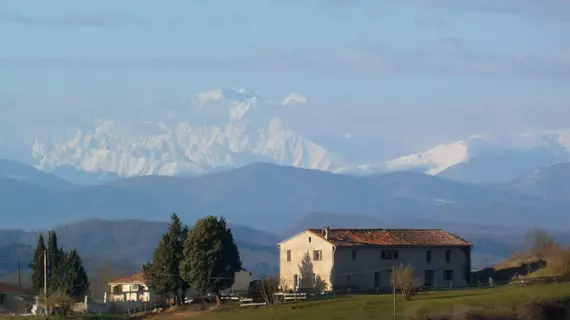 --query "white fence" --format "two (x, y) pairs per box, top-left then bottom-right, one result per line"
(239, 292), (307, 307)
